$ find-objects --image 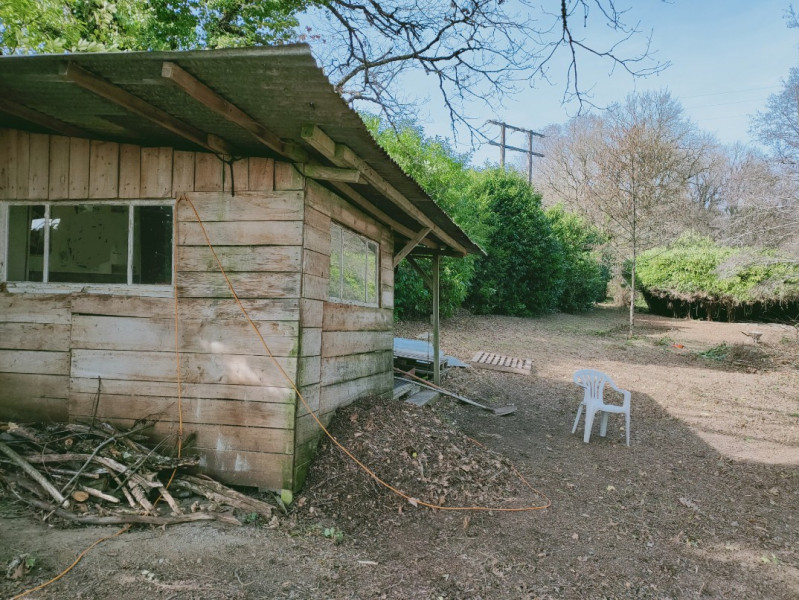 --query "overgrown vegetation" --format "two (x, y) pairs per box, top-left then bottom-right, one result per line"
(546, 205), (612, 312)
(636, 234), (799, 321)
(468, 171), (565, 316)
(366, 120), (611, 319)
